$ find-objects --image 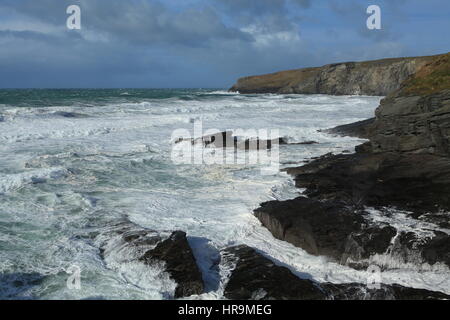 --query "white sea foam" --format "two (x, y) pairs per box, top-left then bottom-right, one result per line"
(1, 91), (448, 299)
(0, 167), (69, 194)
